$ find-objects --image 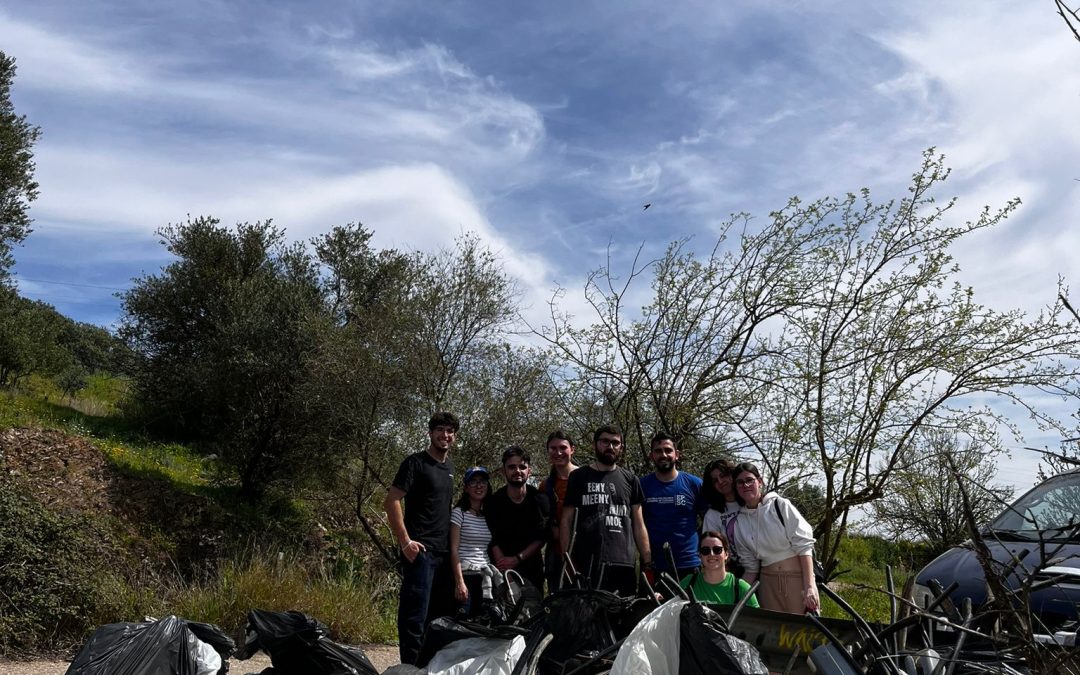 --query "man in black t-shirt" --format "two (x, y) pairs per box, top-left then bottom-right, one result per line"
(485, 446), (550, 591)
(383, 412), (458, 665)
(560, 424), (652, 596)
